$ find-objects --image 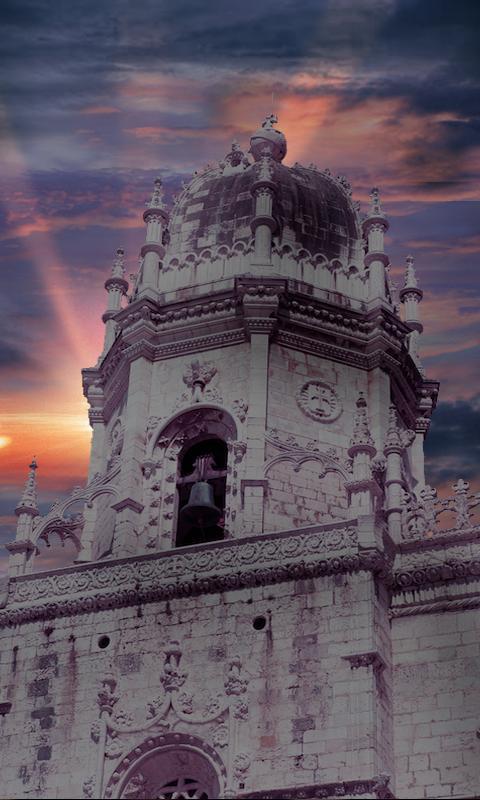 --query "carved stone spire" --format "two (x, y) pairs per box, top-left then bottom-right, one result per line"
(369, 187), (385, 219)
(139, 177), (170, 298)
(101, 248), (128, 358)
(145, 176), (166, 211)
(384, 405), (403, 453)
(362, 187), (390, 304)
(383, 406), (405, 542)
(346, 394), (378, 516)
(349, 393), (375, 455)
(250, 149), (277, 266)
(400, 255), (423, 331)
(110, 247), (126, 281)
(403, 254), (418, 290)
(15, 458), (39, 518)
